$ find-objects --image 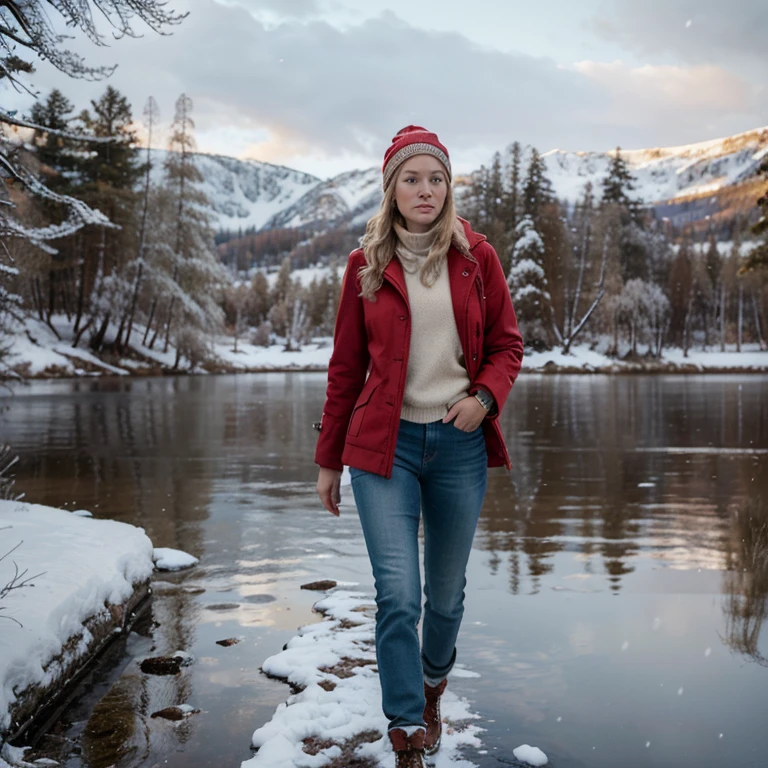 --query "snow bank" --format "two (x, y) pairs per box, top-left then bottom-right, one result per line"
(524, 343), (768, 372)
(6, 313), (767, 379)
(212, 339), (333, 371)
(0, 501), (154, 735)
(243, 588), (483, 768)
